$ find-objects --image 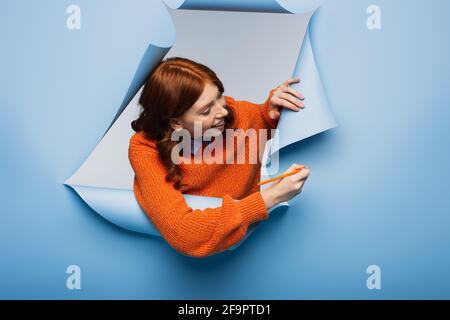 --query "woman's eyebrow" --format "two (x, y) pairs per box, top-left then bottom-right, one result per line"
(199, 92), (221, 112)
